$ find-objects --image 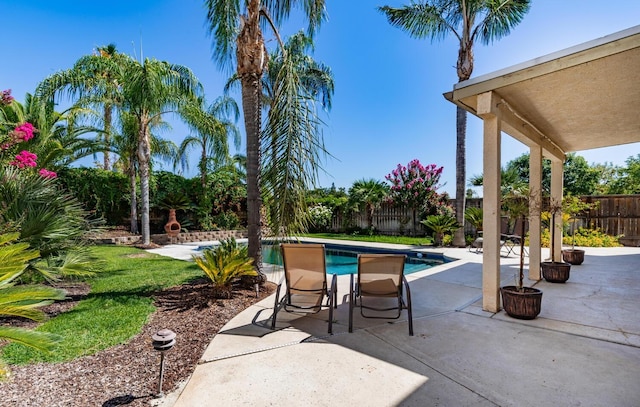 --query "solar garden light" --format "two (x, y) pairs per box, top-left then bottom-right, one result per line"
(151, 329), (176, 397)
